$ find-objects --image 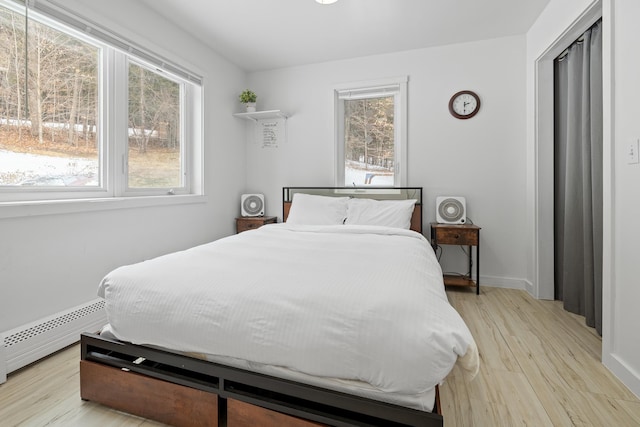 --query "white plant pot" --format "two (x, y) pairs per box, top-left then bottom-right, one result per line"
(245, 103), (256, 112)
